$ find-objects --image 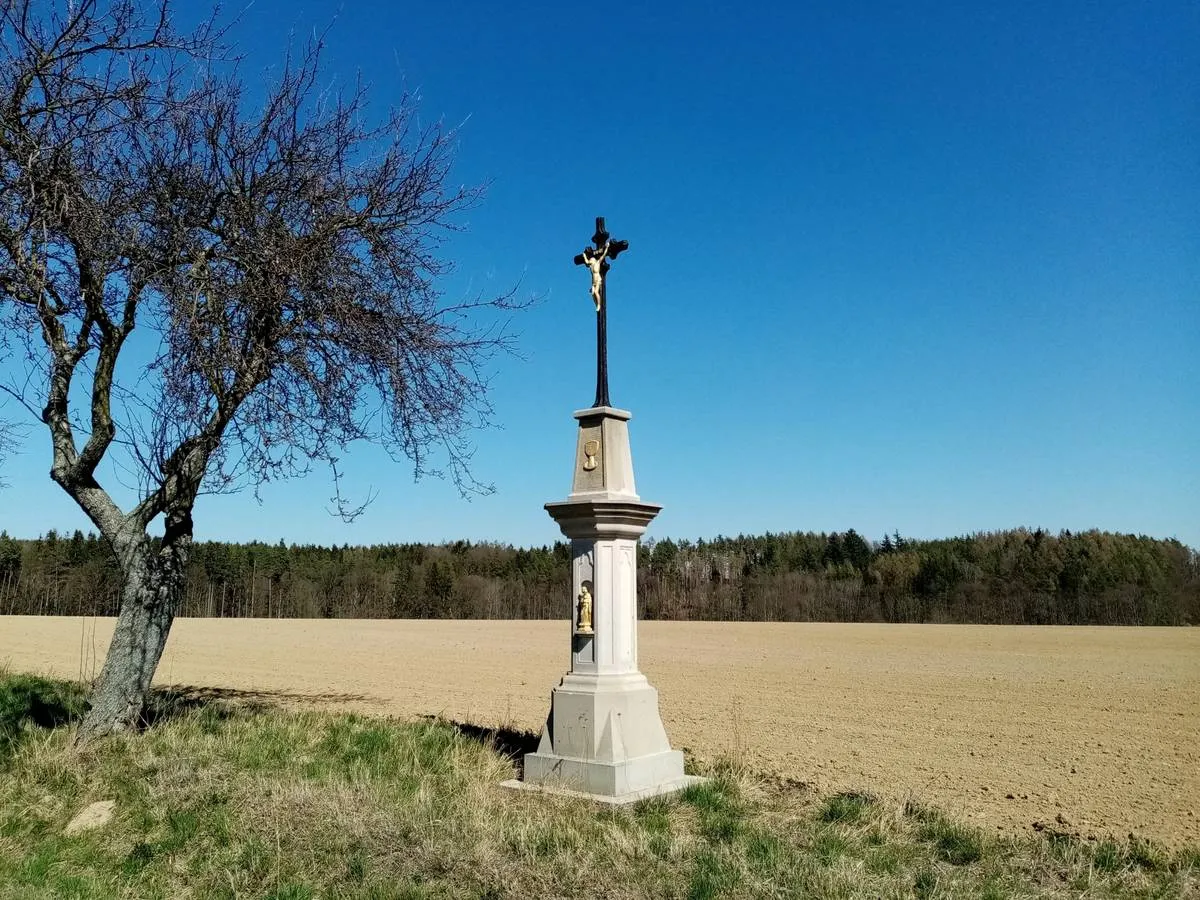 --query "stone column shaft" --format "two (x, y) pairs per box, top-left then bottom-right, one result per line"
(570, 537), (638, 676)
